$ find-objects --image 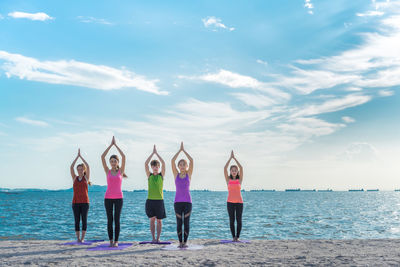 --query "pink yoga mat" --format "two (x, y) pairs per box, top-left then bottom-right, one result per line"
(139, 241), (172, 245)
(87, 243), (133, 251)
(220, 240), (251, 244)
